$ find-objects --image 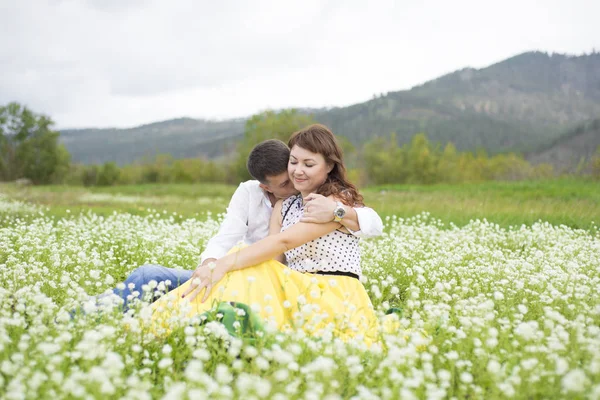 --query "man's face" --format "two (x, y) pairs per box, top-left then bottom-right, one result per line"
(262, 171), (298, 199)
